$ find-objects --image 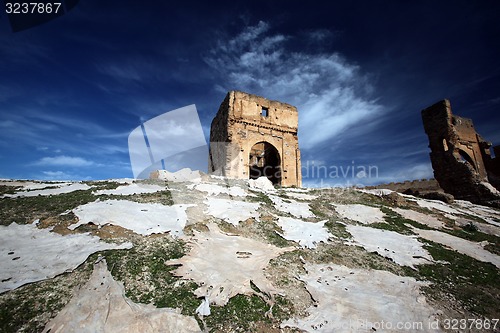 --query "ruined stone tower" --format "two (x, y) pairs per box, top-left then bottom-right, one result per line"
(421, 99), (500, 206)
(209, 91), (302, 187)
